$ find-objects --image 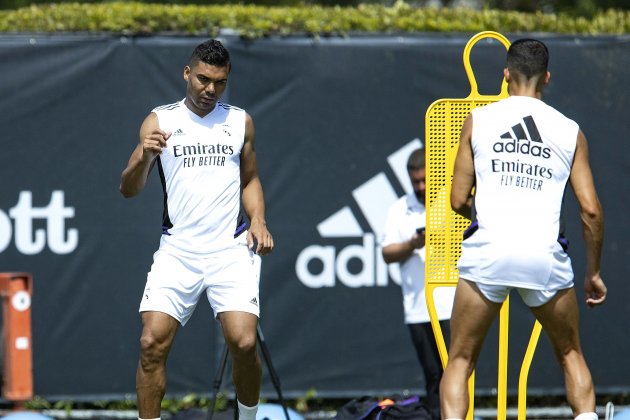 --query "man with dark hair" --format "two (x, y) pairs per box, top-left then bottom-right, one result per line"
(190, 39), (231, 70)
(441, 38), (607, 420)
(120, 39), (273, 420)
(382, 147), (454, 420)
